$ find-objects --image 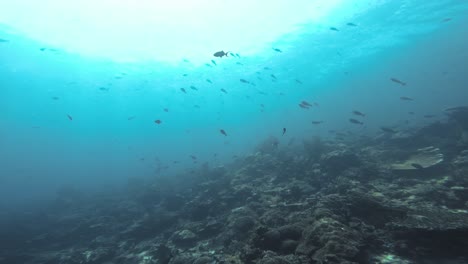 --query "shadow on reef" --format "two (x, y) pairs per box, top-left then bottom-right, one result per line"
(1, 108), (468, 264)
